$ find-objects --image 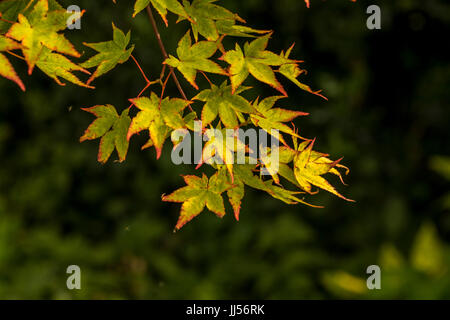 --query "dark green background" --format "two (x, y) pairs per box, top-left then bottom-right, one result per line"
(0, 0), (449, 299)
